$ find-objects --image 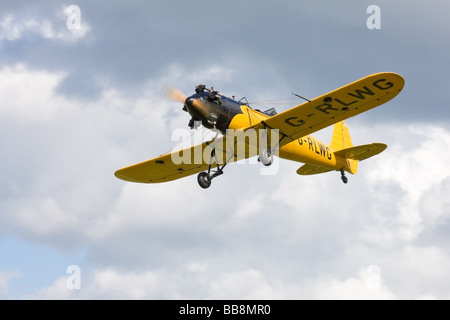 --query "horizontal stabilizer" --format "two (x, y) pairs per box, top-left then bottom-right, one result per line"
(296, 164), (333, 175)
(333, 143), (387, 161)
